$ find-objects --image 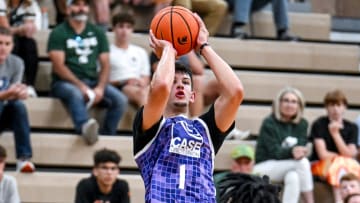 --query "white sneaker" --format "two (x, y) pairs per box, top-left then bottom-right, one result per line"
(226, 128), (251, 140)
(81, 118), (99, 145)
(27, 86), (38, 98)
(16, 160), (35, 173)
